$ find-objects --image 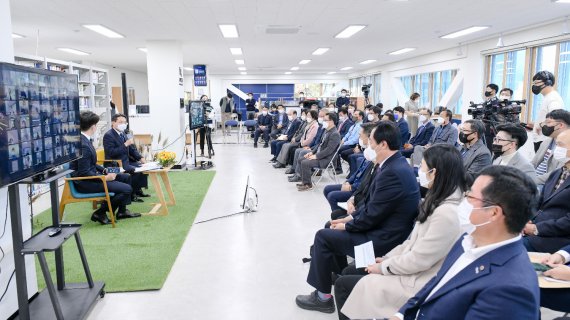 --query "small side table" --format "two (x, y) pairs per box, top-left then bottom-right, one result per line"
(143, 167), (176, 216)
